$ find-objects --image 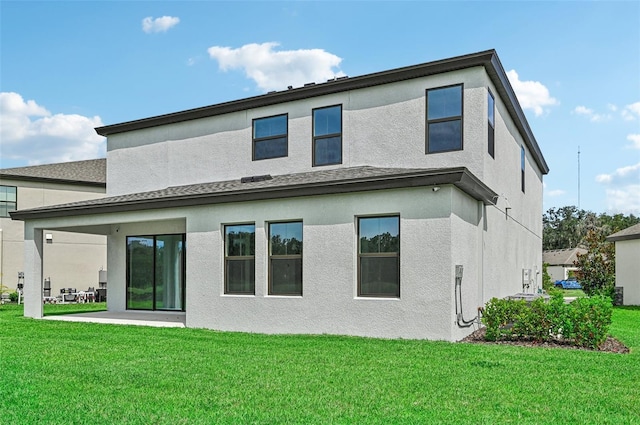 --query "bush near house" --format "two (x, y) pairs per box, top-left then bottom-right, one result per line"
(482, 293), (612, 349)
